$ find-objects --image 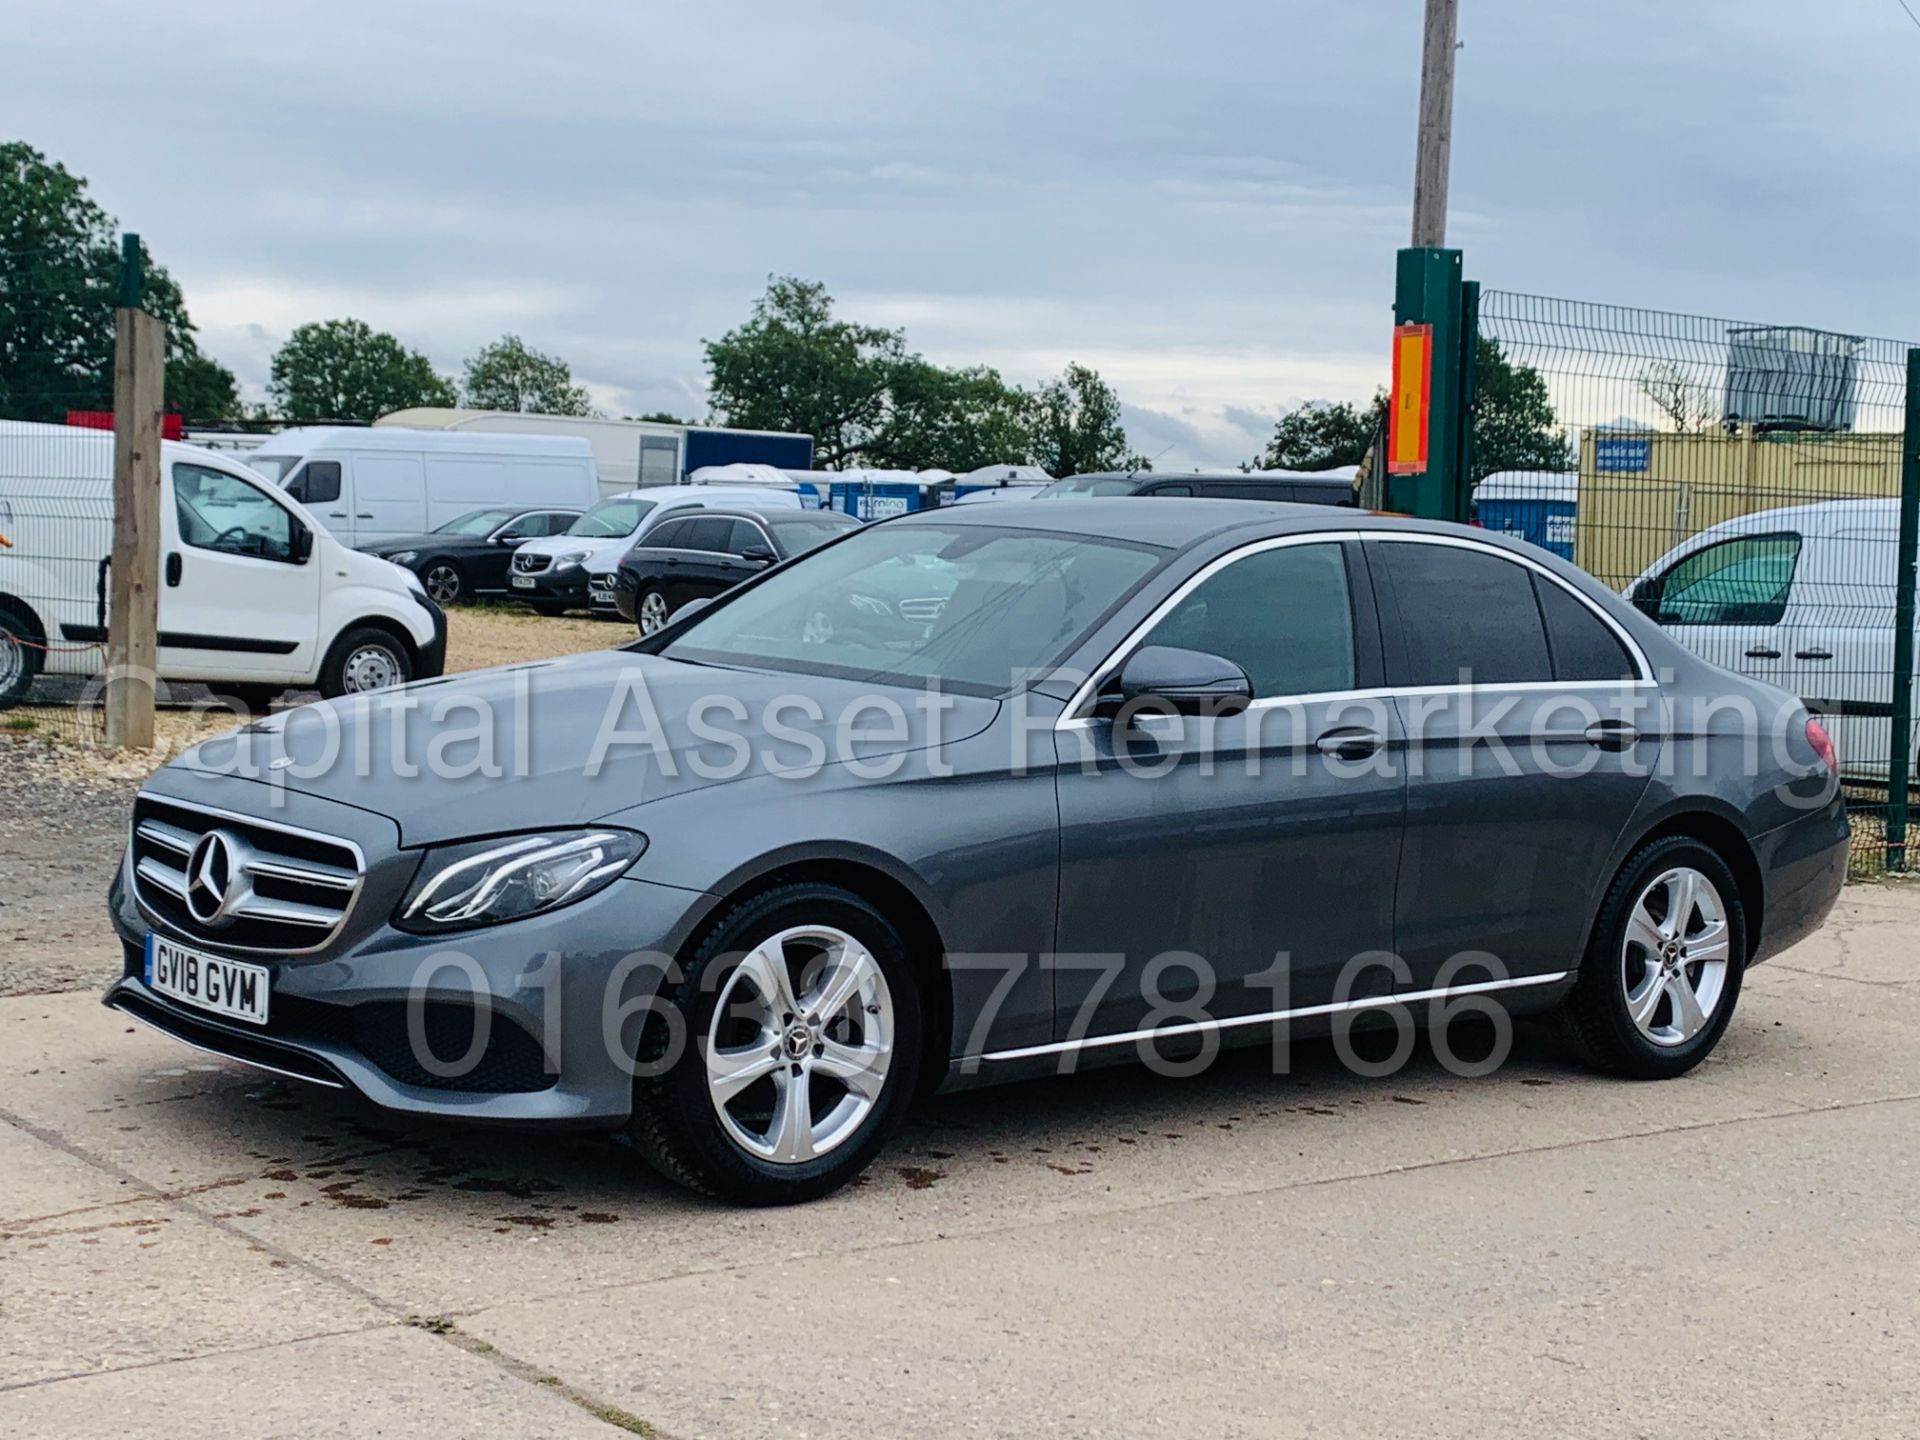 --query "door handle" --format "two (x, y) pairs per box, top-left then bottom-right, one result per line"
(664, 557), (680, 567)
(1583, 720), (1639, 751)
(1744, 647), (1782, 660)
(328, 511), (347, 518)
(355, 512), (374, 520)
(1795, 647), (1833, 661)
(165, 552), (182, 587)
(1315, 728), (1384, 760)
